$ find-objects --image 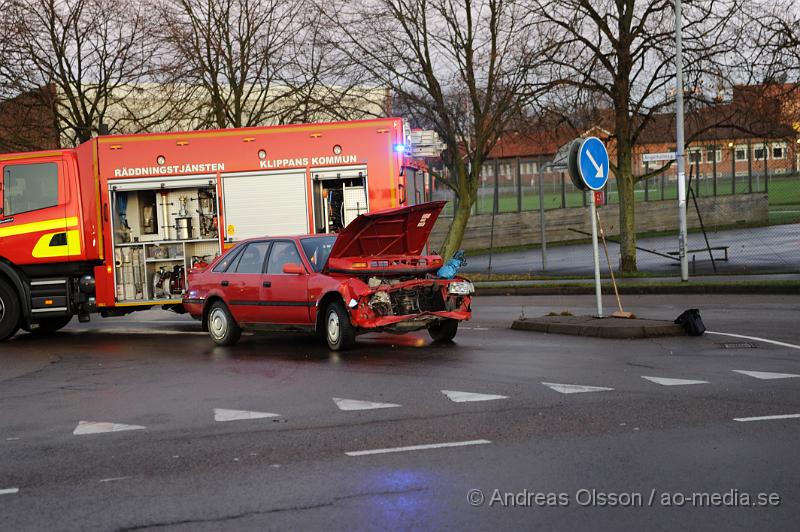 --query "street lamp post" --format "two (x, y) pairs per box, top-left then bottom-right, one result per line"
(675, 0), (689, 282)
